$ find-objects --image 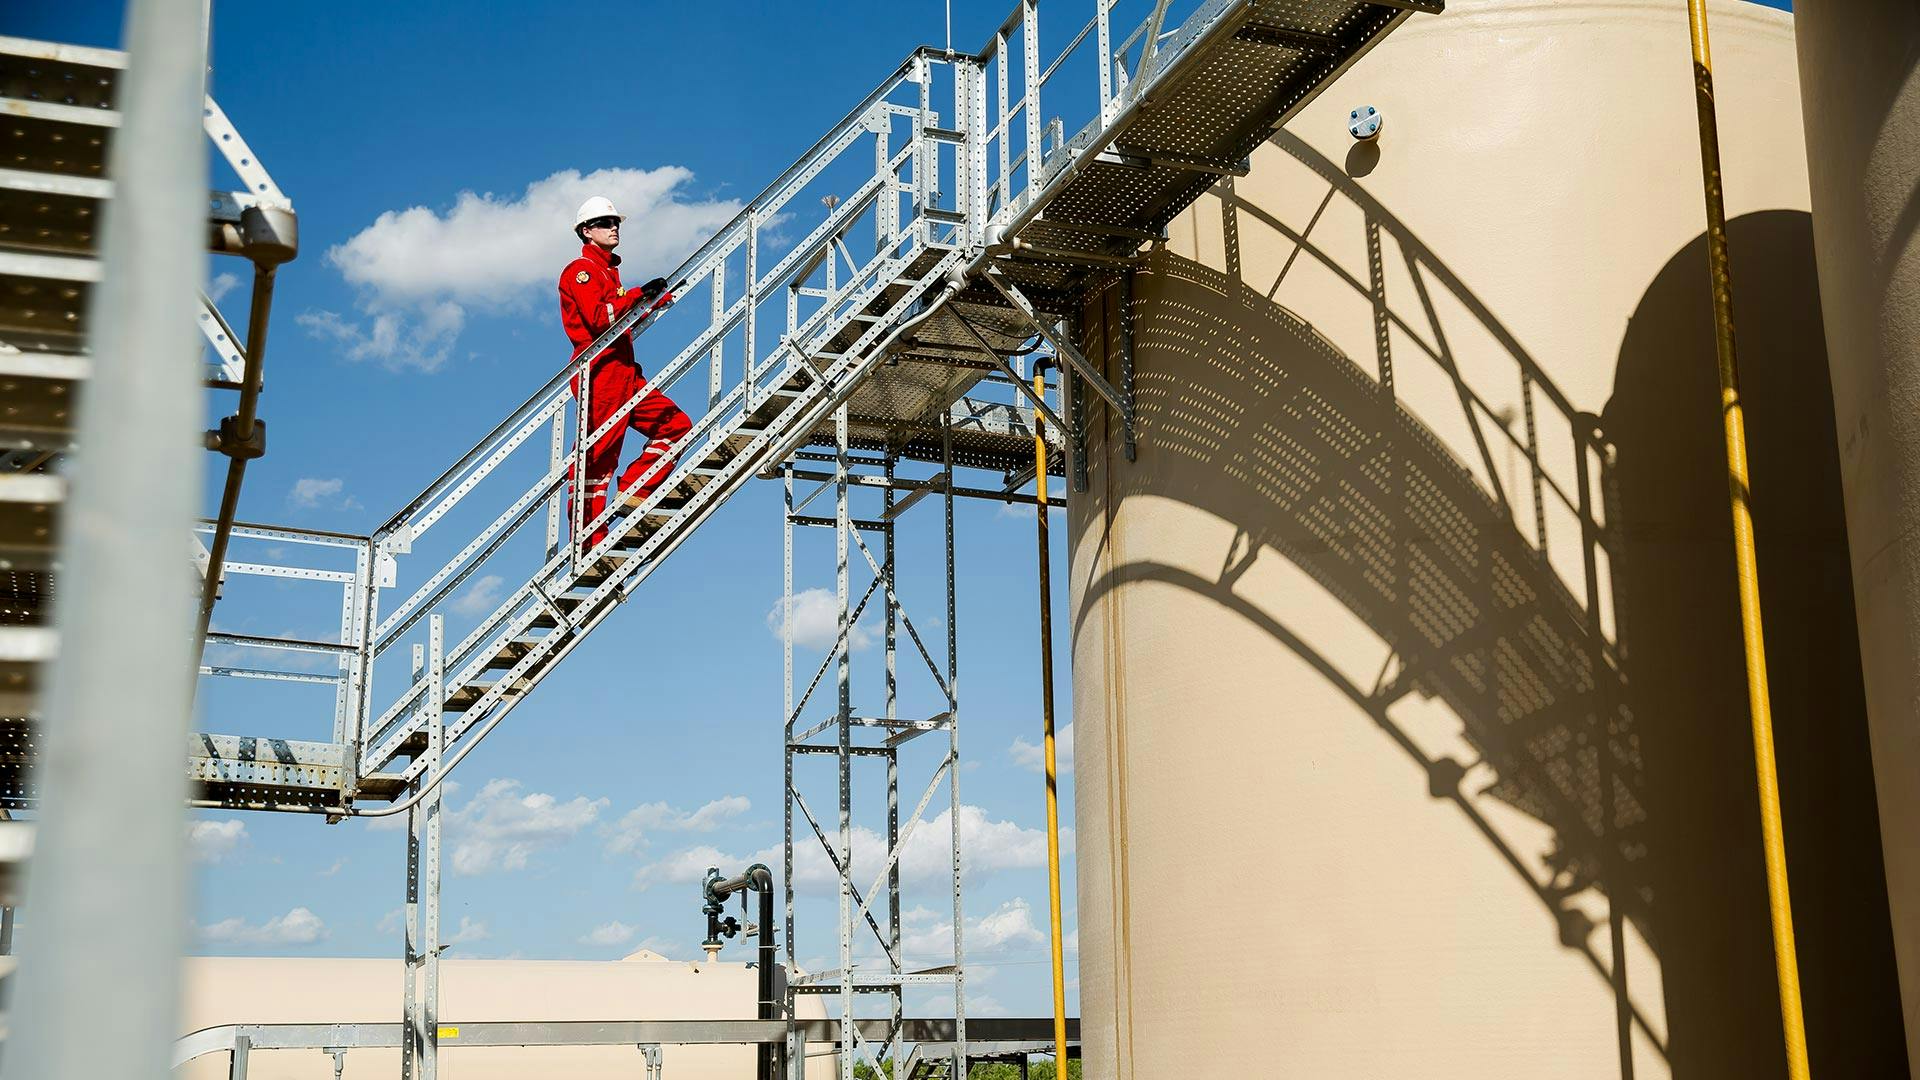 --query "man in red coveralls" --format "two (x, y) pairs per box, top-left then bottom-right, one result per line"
(558, 195), (692, 553)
